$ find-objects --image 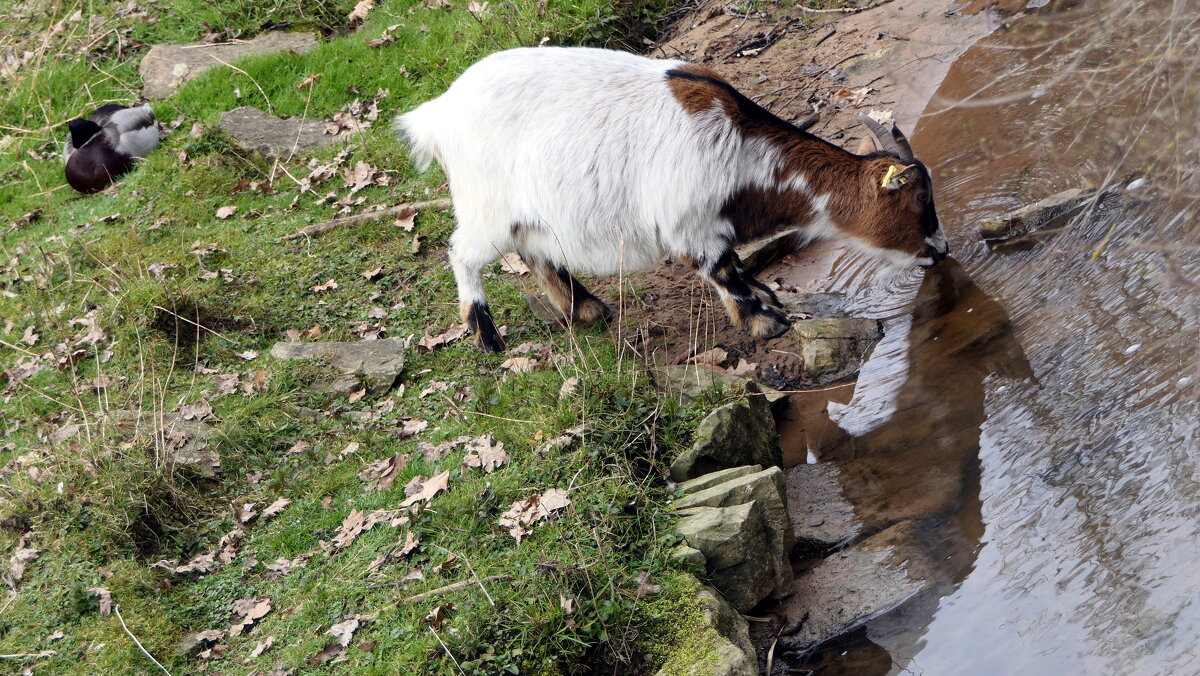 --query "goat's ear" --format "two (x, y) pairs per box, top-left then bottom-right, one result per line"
(880, 164), (919, 190)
